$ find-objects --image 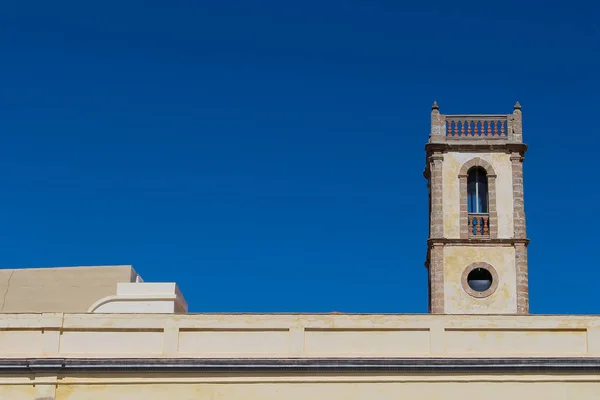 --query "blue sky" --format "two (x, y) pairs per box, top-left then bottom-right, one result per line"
(1, 1), (598, 313)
